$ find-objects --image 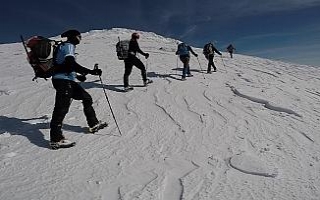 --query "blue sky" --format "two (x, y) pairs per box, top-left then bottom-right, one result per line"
(1, 0), (320, 66)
